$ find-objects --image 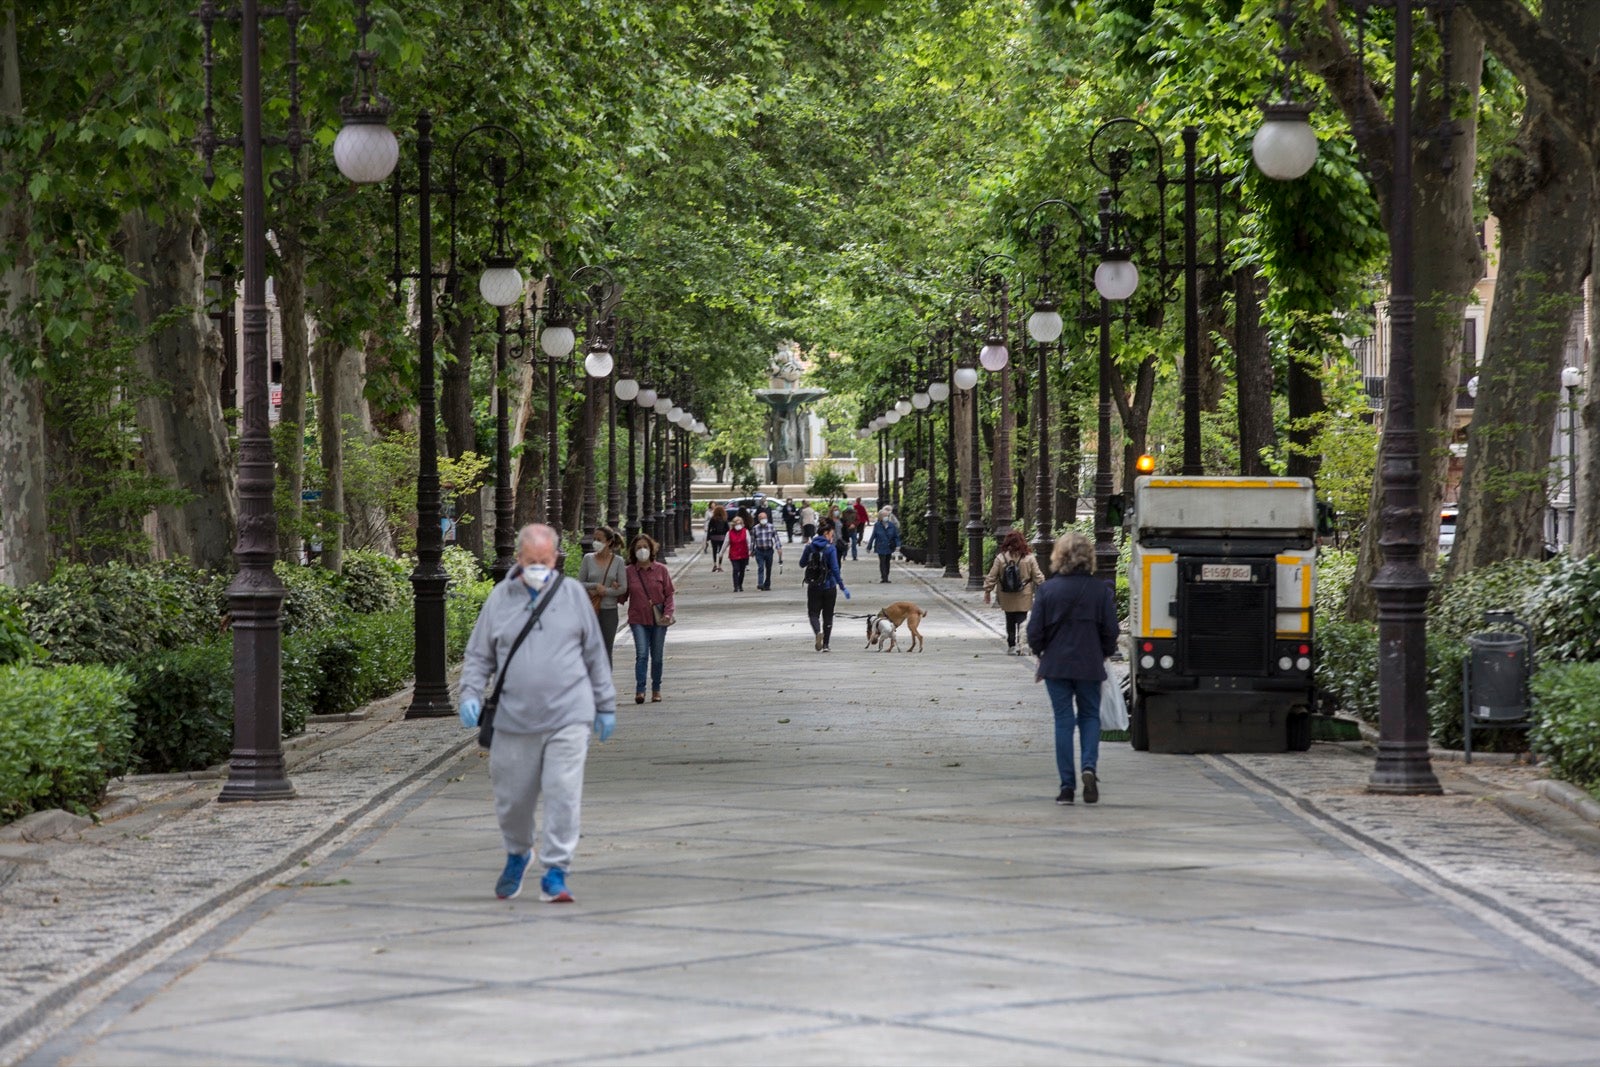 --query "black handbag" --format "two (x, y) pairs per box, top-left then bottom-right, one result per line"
(478, 573), (564, 749)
